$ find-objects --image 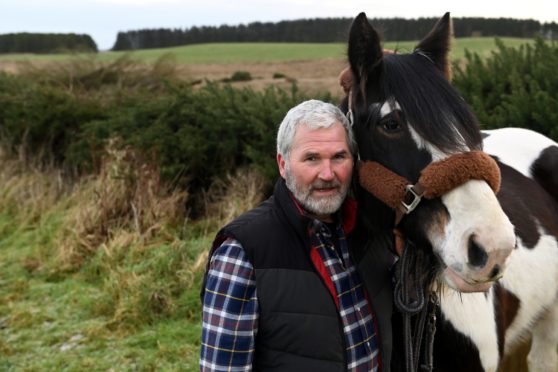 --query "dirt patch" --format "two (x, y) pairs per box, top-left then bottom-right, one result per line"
(179, 58), (349, 97)
(0, 58), (349, 98)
